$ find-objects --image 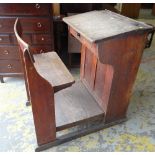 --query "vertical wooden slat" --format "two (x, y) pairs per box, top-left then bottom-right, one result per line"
(102, 65), (114, 112)
(80, 45), (86, 79)
(94, 61), (107, 109)
(90, 53), (98, 90)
